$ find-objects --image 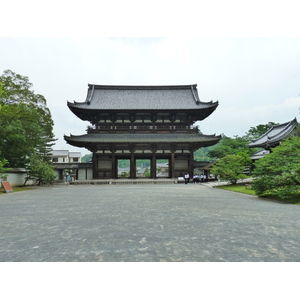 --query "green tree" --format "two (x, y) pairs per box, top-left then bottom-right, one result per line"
(252, 137), (300, 199)
(208, 135), (254, 160)
(210, 154), (251, 184)
(24, 153), (56, 186)
(0, 70), (56, 167)
(0, 158), (11, 180)
(243, 122), (278, 142)
(194, 144), (217, 161)
(81, 153), (92, 163)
